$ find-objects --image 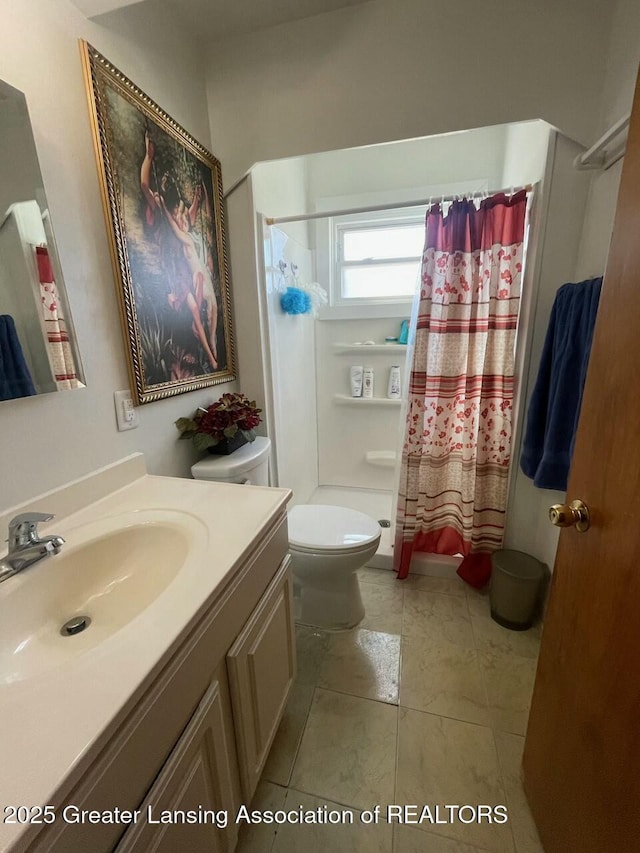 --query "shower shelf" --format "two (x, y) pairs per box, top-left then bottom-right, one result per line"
(334, 395), (402, 407)
(332, 344), (407, 355)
